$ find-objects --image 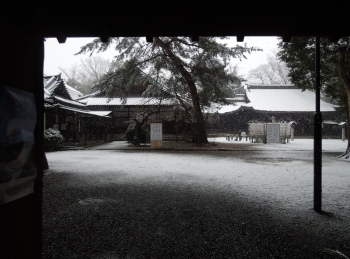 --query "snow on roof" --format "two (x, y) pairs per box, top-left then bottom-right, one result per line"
(205, 103), (243, 114)
(43, 74), (83, 100)
(225, 97), (246, 102)
(54, 96), (87, 107)
(89, 111), (112, 117)
(207, 86), (338, 114)
(248, 84), (296, 89)
(43, 76), (57, 91)
(322, 120), (339, 125)
(58, 105), (111, 118)
(207, 96), (247, 113)
(217, 104), (243, 113)
(76, 90), (103, 101)
(84, 97), (177, 106)
(44, 76), (60, 94)
(245, 88), (338, 112)
(44, 88), (52, 99)
(65, 83), (83, 100)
